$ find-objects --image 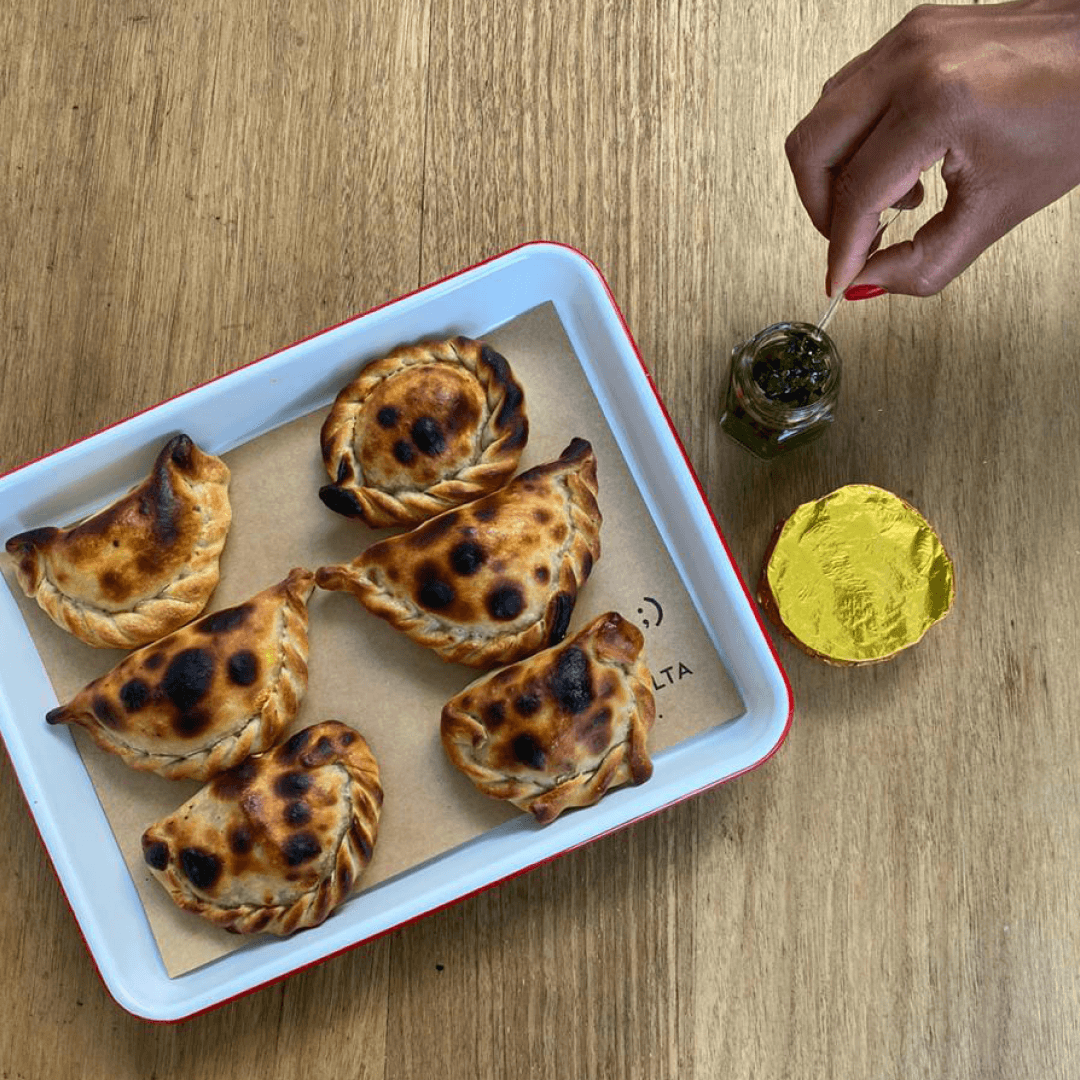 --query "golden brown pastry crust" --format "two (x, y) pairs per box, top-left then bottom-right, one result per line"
(5, 434), (231, 648)
(318, 336), (528, 527)
(315, 438), (601, 668)
(141, 721), (382, 936)
(46, 569), (315, 780)
(441, 612), (655, 824)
